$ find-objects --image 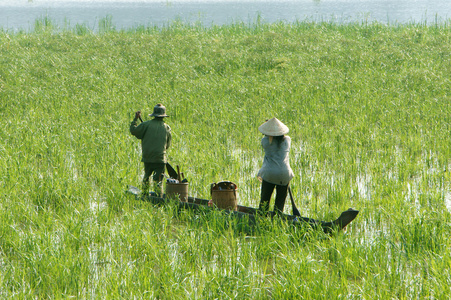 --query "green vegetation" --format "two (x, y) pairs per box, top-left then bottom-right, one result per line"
(1, 18), (451, 298)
